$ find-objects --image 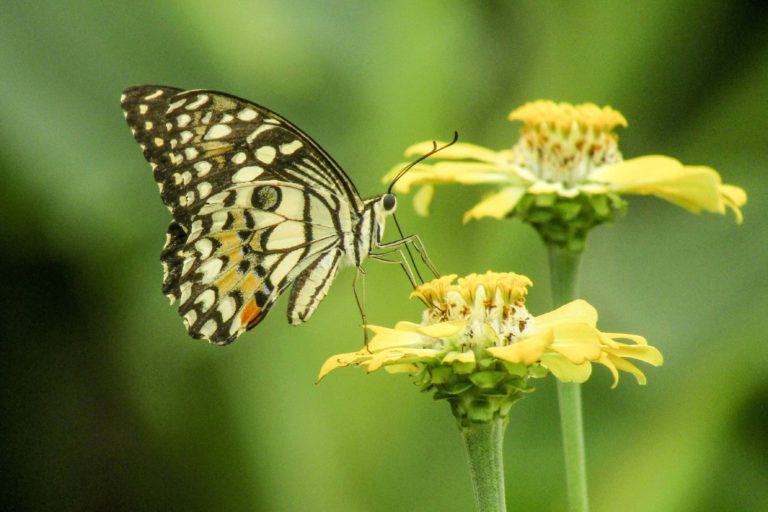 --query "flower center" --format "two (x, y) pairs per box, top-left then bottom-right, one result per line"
(412, 272), (534, 348)
(508, 100), (627, 188)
